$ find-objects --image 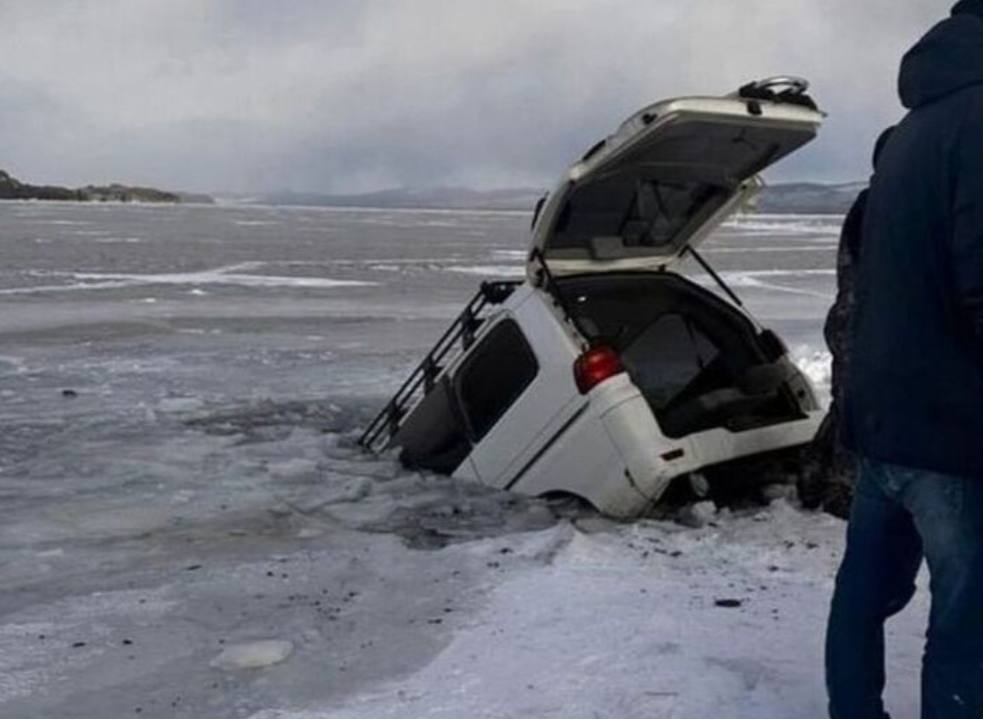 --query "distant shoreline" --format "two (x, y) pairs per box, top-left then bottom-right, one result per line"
(0, 196), (217, 207)
(227, 181), (864, 215)
(0, 197), (850, 217)
(0, 171), (864, 214)
(0, 169), (213, 205)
